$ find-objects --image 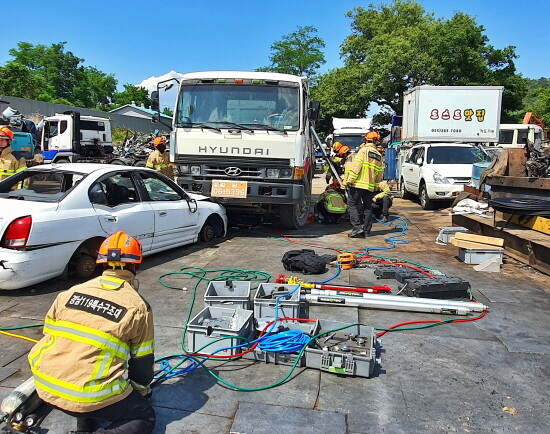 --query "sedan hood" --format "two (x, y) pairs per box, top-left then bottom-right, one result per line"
(187, 192), (210, 201)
